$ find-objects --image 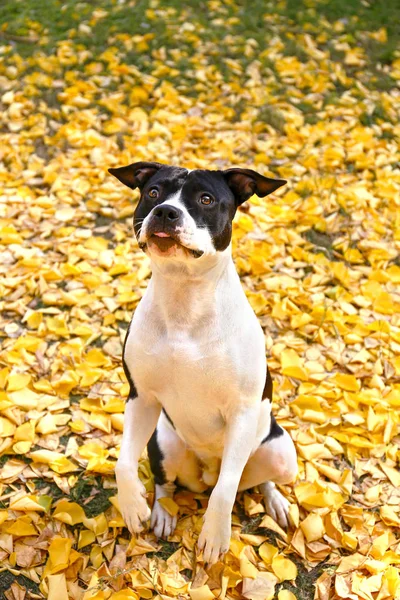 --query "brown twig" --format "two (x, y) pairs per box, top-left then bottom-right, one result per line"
(0, 31), (39, 44)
